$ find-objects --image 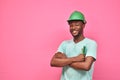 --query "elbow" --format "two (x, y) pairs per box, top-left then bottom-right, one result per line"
(84, 67), (90, 71)
(50, 61), (55, 67)
(50, 59), (58, 67)
(50, 63), (53, 67)
(84, 65), (91, 71)
(50, 61), (63, 67)
(50, 64), (56, 67)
